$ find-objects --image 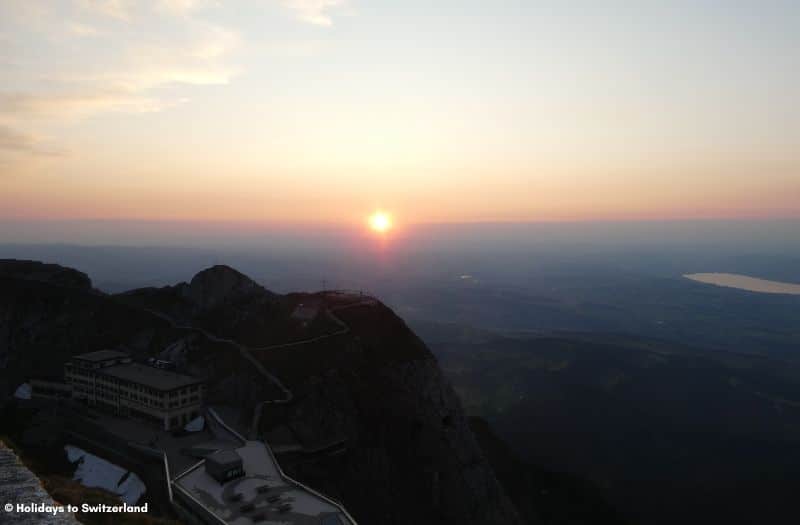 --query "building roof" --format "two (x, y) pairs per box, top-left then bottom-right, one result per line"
(207, 449), (242, 468)
(99, 362), (202, 392)
(72, 350), (130, 362)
